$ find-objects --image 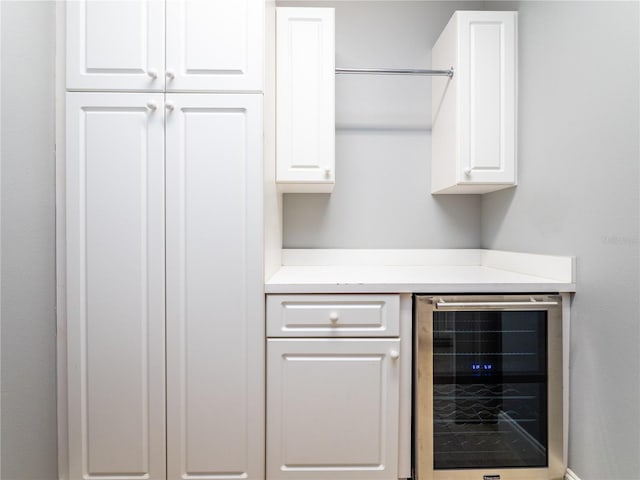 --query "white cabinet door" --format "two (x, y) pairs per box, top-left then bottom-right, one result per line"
(65, 92), (166, 480)
(267, 339), (400, 480)
(276, 8), (335, 192)
(457, 11), (517, 187)
(431, 11), (517, 194)
(66, 0), (165, 91)
(166, 0), (264, 92)
(165, 94), (264, 480)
